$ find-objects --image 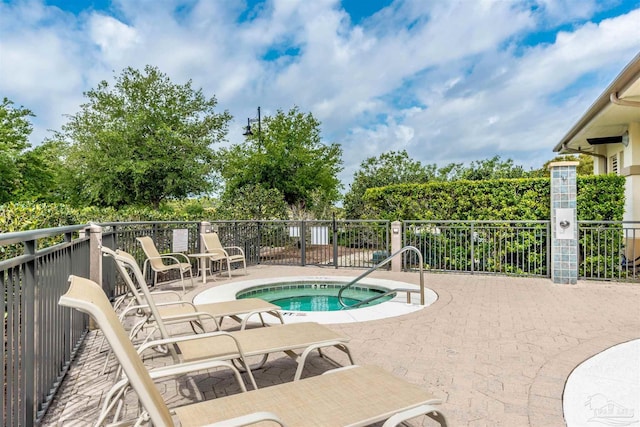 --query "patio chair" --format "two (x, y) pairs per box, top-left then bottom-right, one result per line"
(202, 232), (246, 278)
(99, 246), (282, 379)
(137, 236), (195, 293)
(59, 275), (448, 427)
(103, 246), (283, 333)
(621, 242), (640, 276)
(68, 272), (353, 386)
